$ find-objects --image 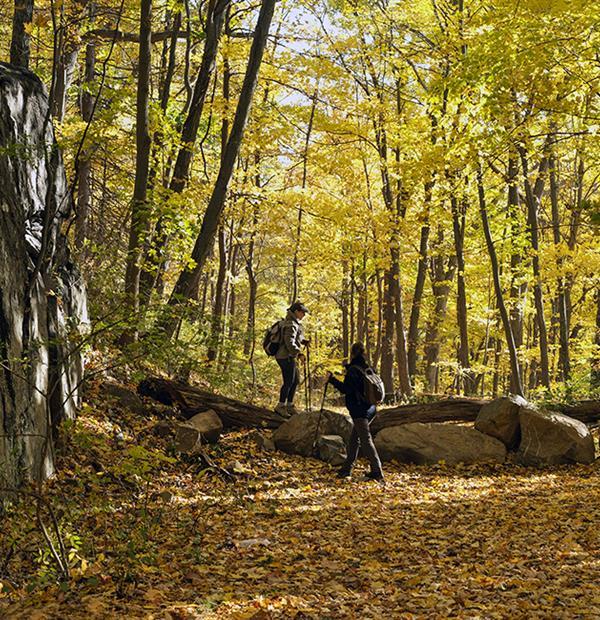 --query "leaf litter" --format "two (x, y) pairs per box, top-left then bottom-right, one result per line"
(1, 394), (599, 619)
